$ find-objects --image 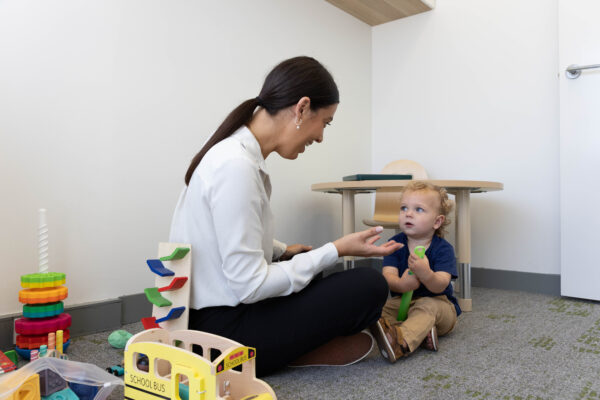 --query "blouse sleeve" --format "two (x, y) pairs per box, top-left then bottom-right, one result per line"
(208, 157), (338, 304)
(272, 239), (287, 261)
